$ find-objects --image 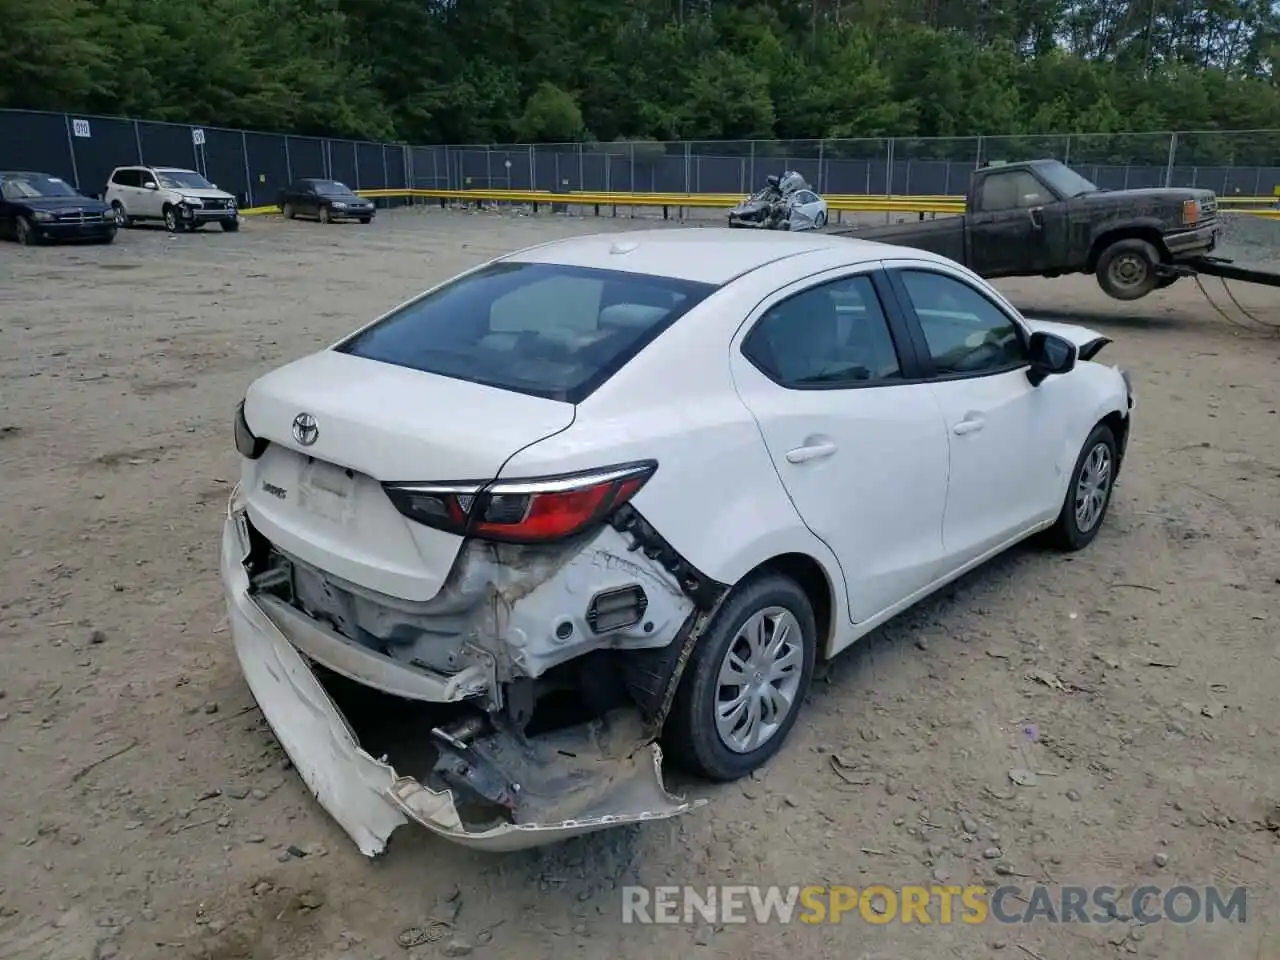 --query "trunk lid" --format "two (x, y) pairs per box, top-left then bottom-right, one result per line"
(241, 350), (575, 601)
